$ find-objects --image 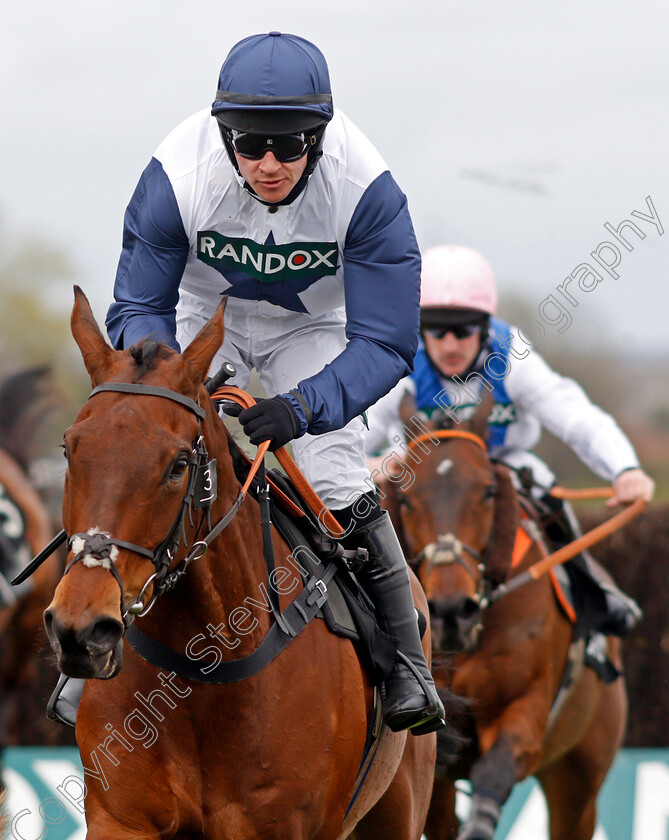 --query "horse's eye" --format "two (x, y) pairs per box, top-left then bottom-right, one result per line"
(484, 483), (497, 500)
(169, 455), (190, 481)
(398, 494), (412, 510)
(60, 442), (68, 460)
